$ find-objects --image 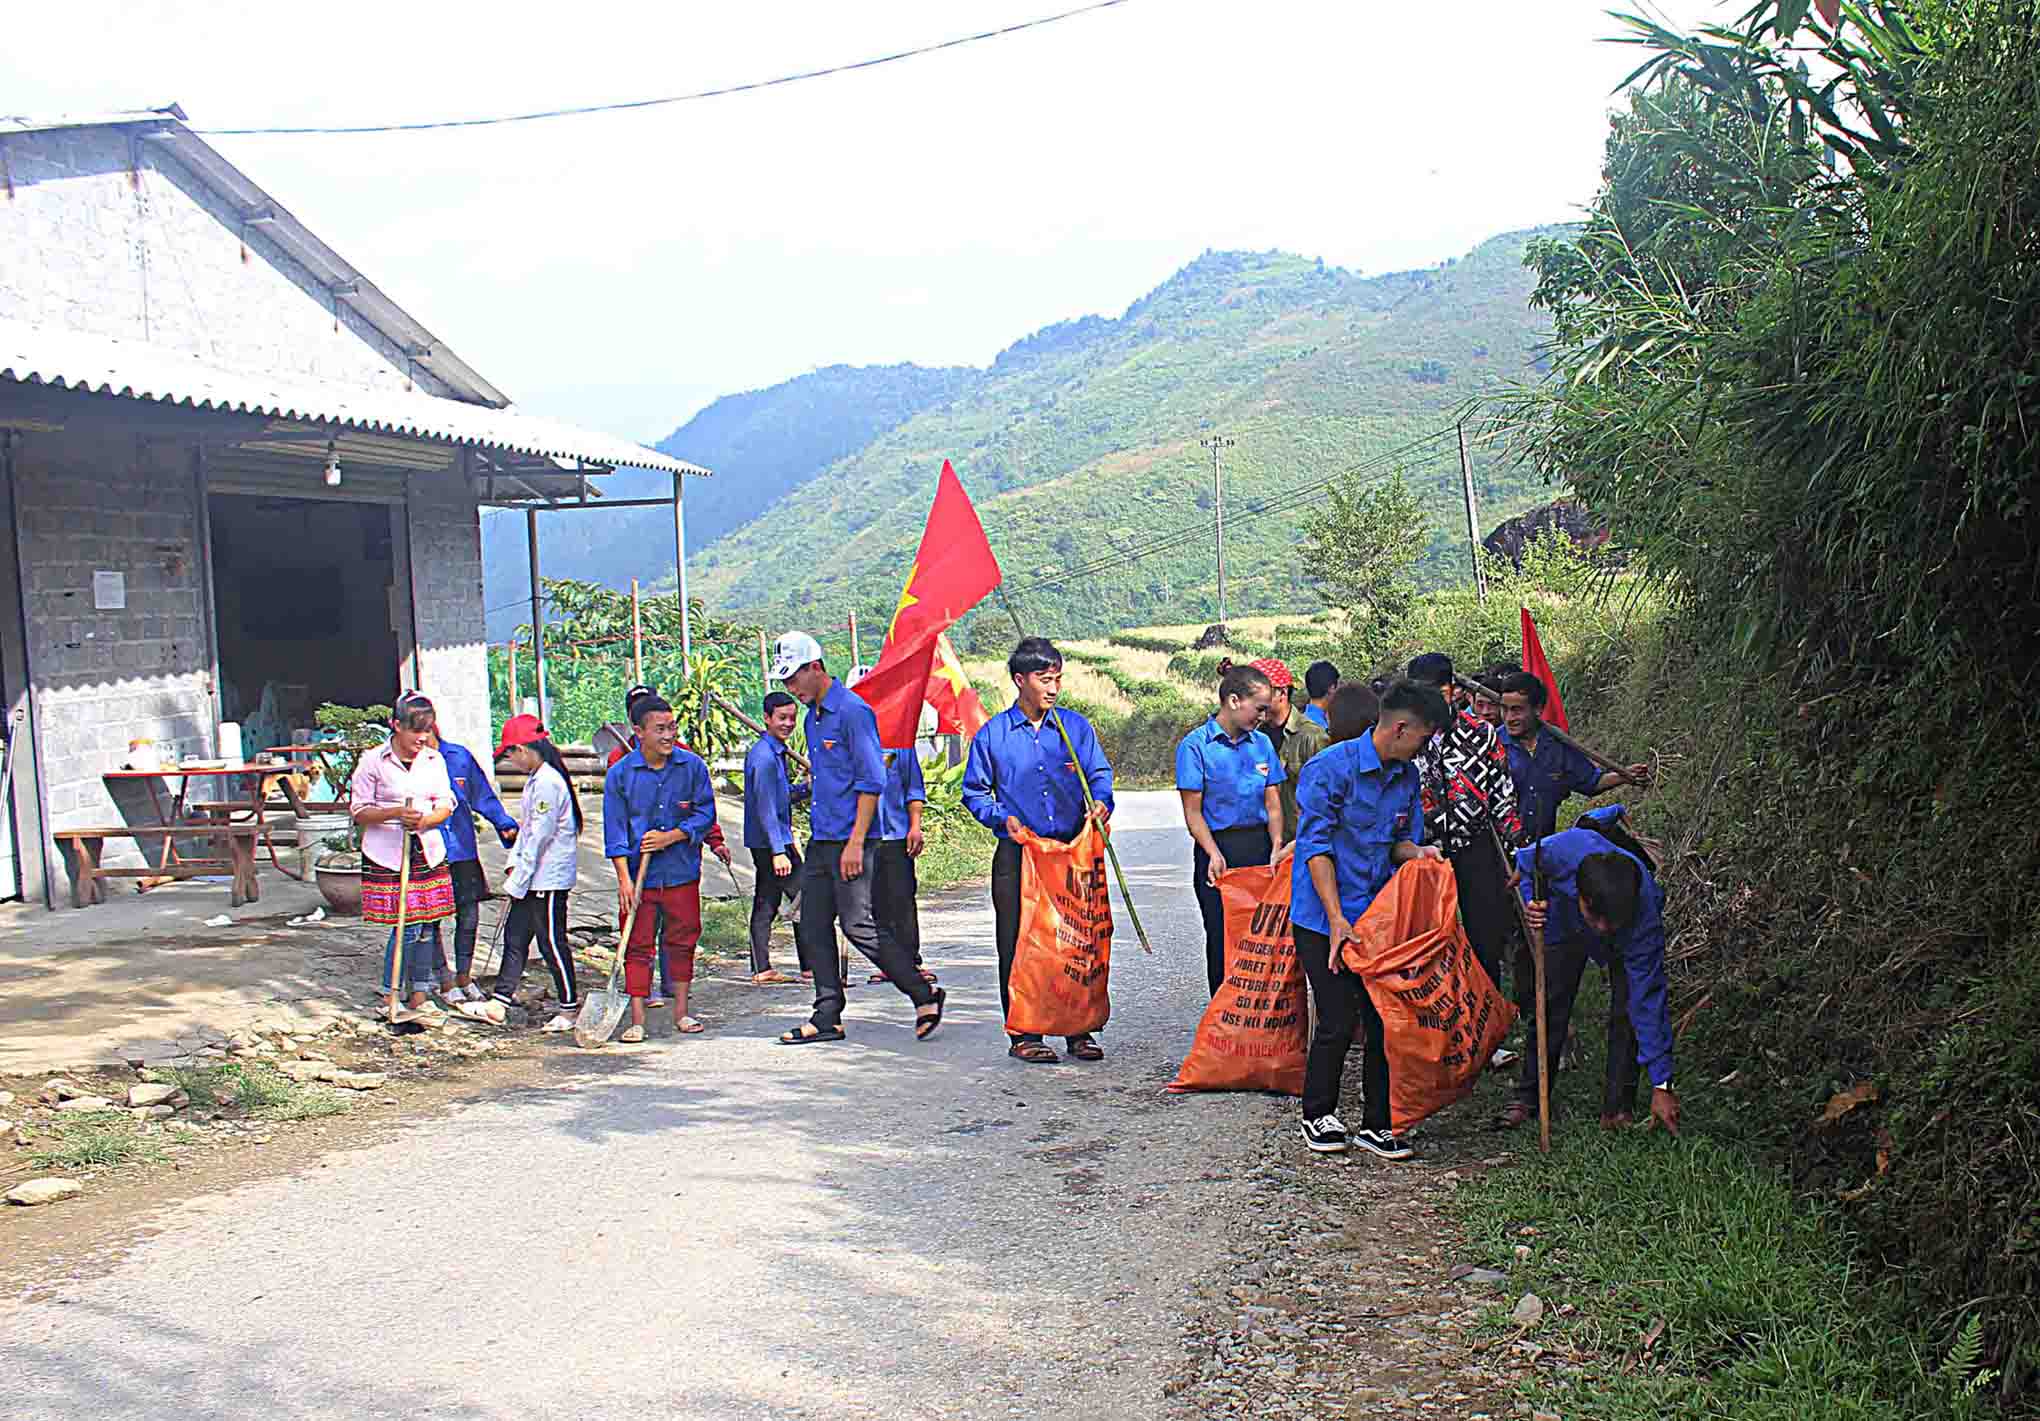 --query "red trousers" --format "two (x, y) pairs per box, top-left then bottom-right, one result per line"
(624, 881), (702, 997)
